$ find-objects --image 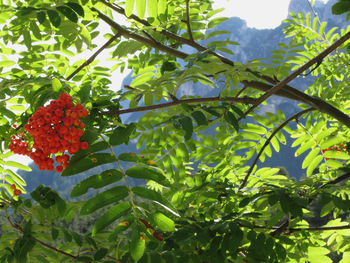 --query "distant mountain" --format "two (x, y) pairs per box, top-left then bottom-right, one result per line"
(19, 0), (348, 195)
